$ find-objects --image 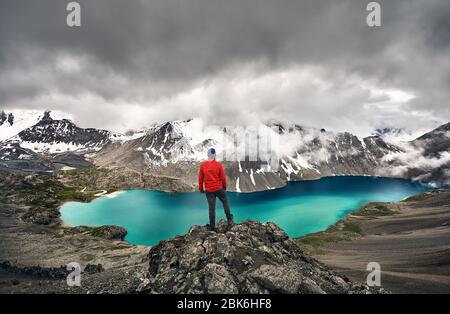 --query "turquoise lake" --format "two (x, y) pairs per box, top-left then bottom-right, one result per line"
(60, 176), (430, 246)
